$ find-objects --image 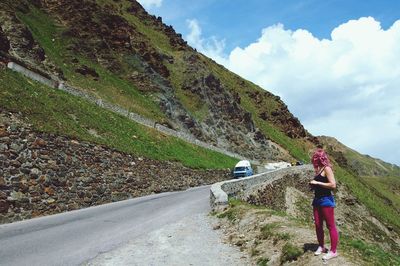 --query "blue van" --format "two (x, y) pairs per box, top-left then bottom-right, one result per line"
(233, 160), (253, 178)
